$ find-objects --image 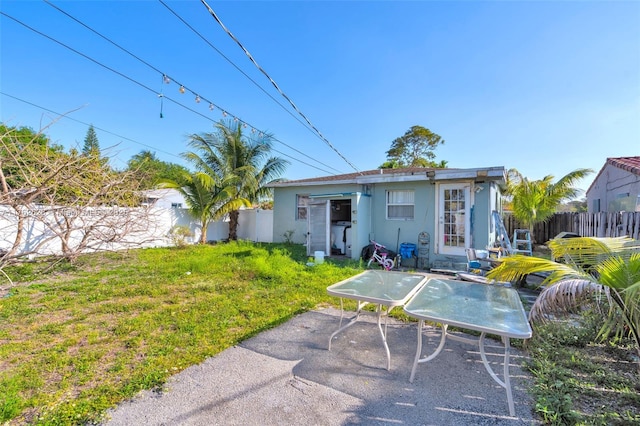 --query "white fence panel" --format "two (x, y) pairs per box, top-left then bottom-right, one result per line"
(237, 209), (273, 242)
(0, 205), (272, 258)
